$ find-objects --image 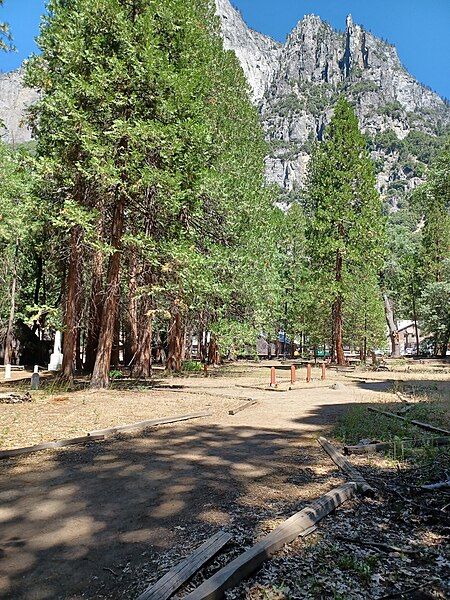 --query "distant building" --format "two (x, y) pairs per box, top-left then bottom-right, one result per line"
(395, 320), (422, 355)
